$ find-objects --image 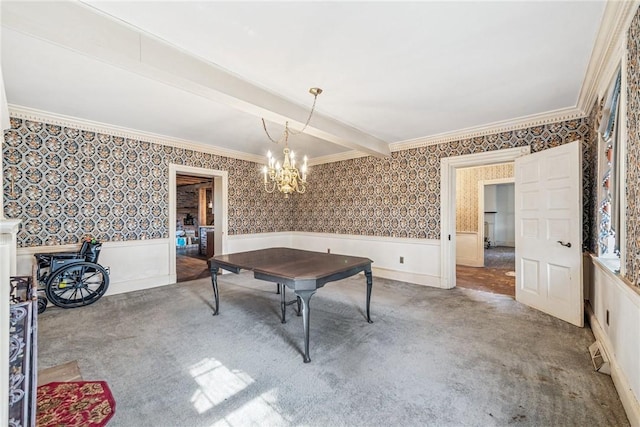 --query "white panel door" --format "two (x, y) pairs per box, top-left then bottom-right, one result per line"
(515, 141), (583, 327)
